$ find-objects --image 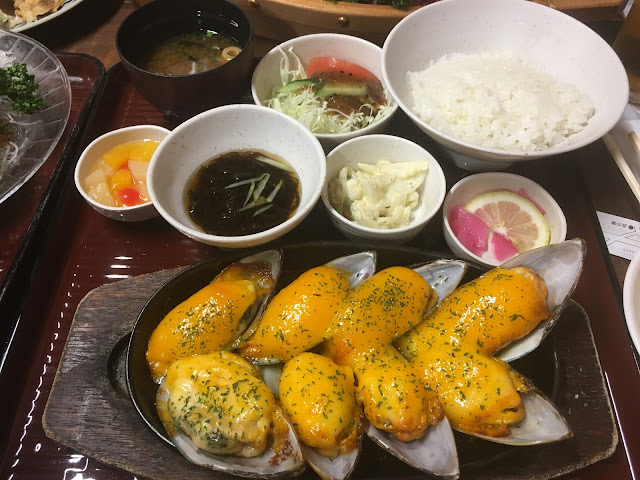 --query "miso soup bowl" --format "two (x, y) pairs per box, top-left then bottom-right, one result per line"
(148, 104), (326, 248)
(251, 33), (399, 153)
(75, 125), (170, 222)
(116, 0), (254, 119)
